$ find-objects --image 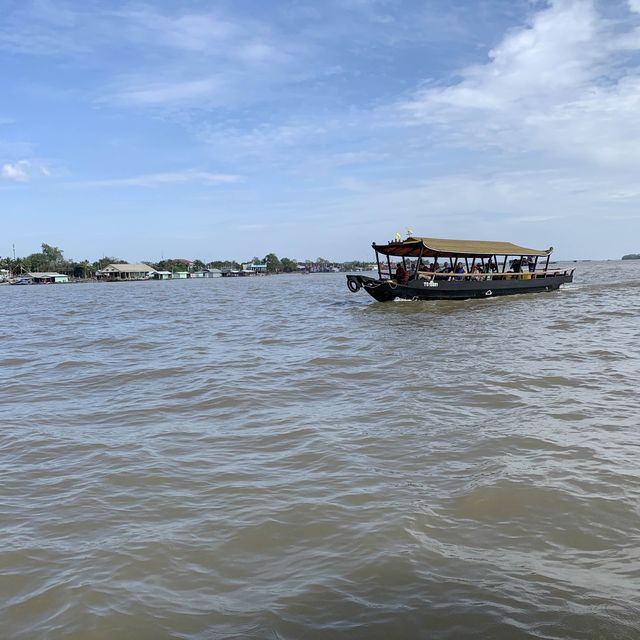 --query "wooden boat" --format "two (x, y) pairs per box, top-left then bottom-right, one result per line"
(346, 236), (574, 302)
